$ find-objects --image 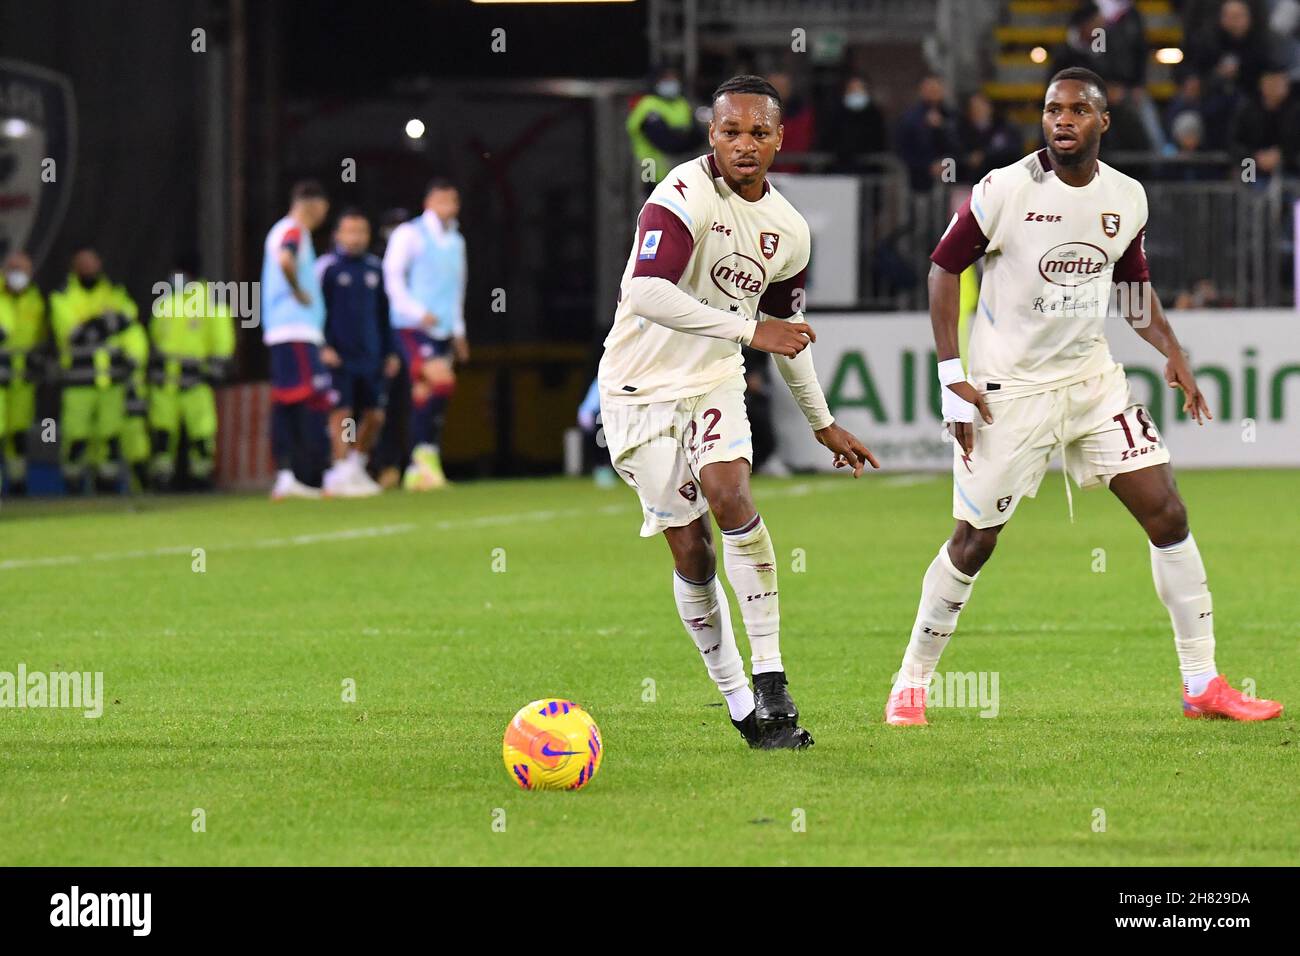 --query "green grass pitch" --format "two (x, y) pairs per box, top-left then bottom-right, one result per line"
(1, 469), (1295, 866)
